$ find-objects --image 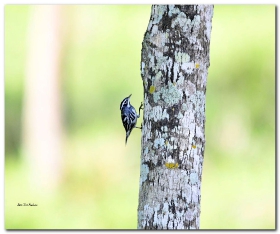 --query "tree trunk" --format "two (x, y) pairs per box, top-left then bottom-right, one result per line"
(22, 6), (64, 191)
(138, 5), (214, 229)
